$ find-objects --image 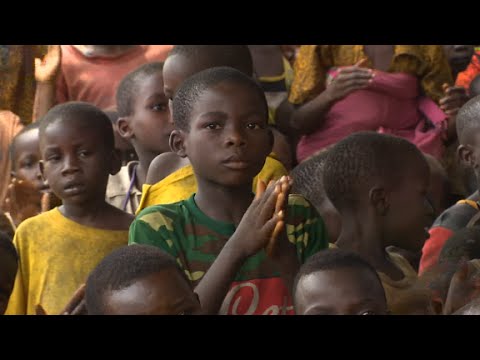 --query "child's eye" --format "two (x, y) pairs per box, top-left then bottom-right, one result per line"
(46, 155), (60, 162)
(152, 104), (168, 112)
(78, 150), (90, 158)
(246, 123), (263, 130)
(206, 123), (221, 130)
(360, 310), (376, 315)
(20, 161), (34, 168)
